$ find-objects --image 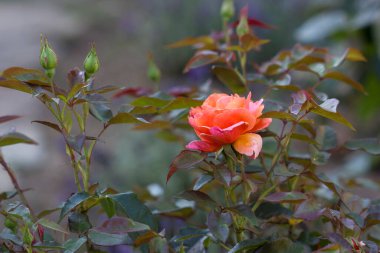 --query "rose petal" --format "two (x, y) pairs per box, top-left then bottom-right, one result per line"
(233, 133), (263, 158)
(201, 121), (248, 144)
(213, 108), (256, 130)
(203, 93), (228, 107)
(186, 140), (221, 152)
(251, 118), (272, 132)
